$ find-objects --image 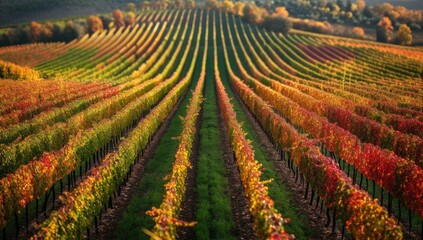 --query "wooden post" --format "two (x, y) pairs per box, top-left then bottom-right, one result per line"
(36, 199), (39, 223)
(52, 184), (56, 209)
(304, 182), (309, 200)
(95, 216), (99, 234)
(380, 188), (384, 205)
(372, 181), (376, 199)
(25, 205), (28, 233)
(310, 190), (315, 205)
(325, 208), (331, 227)
(73, 170), (76, 186)
(353, 167), (357, 185)
(315, 196), (320, 210)
(68, 174), (71, 191)
(332, 209), (337, 234)
(14, 212), (19, 239)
